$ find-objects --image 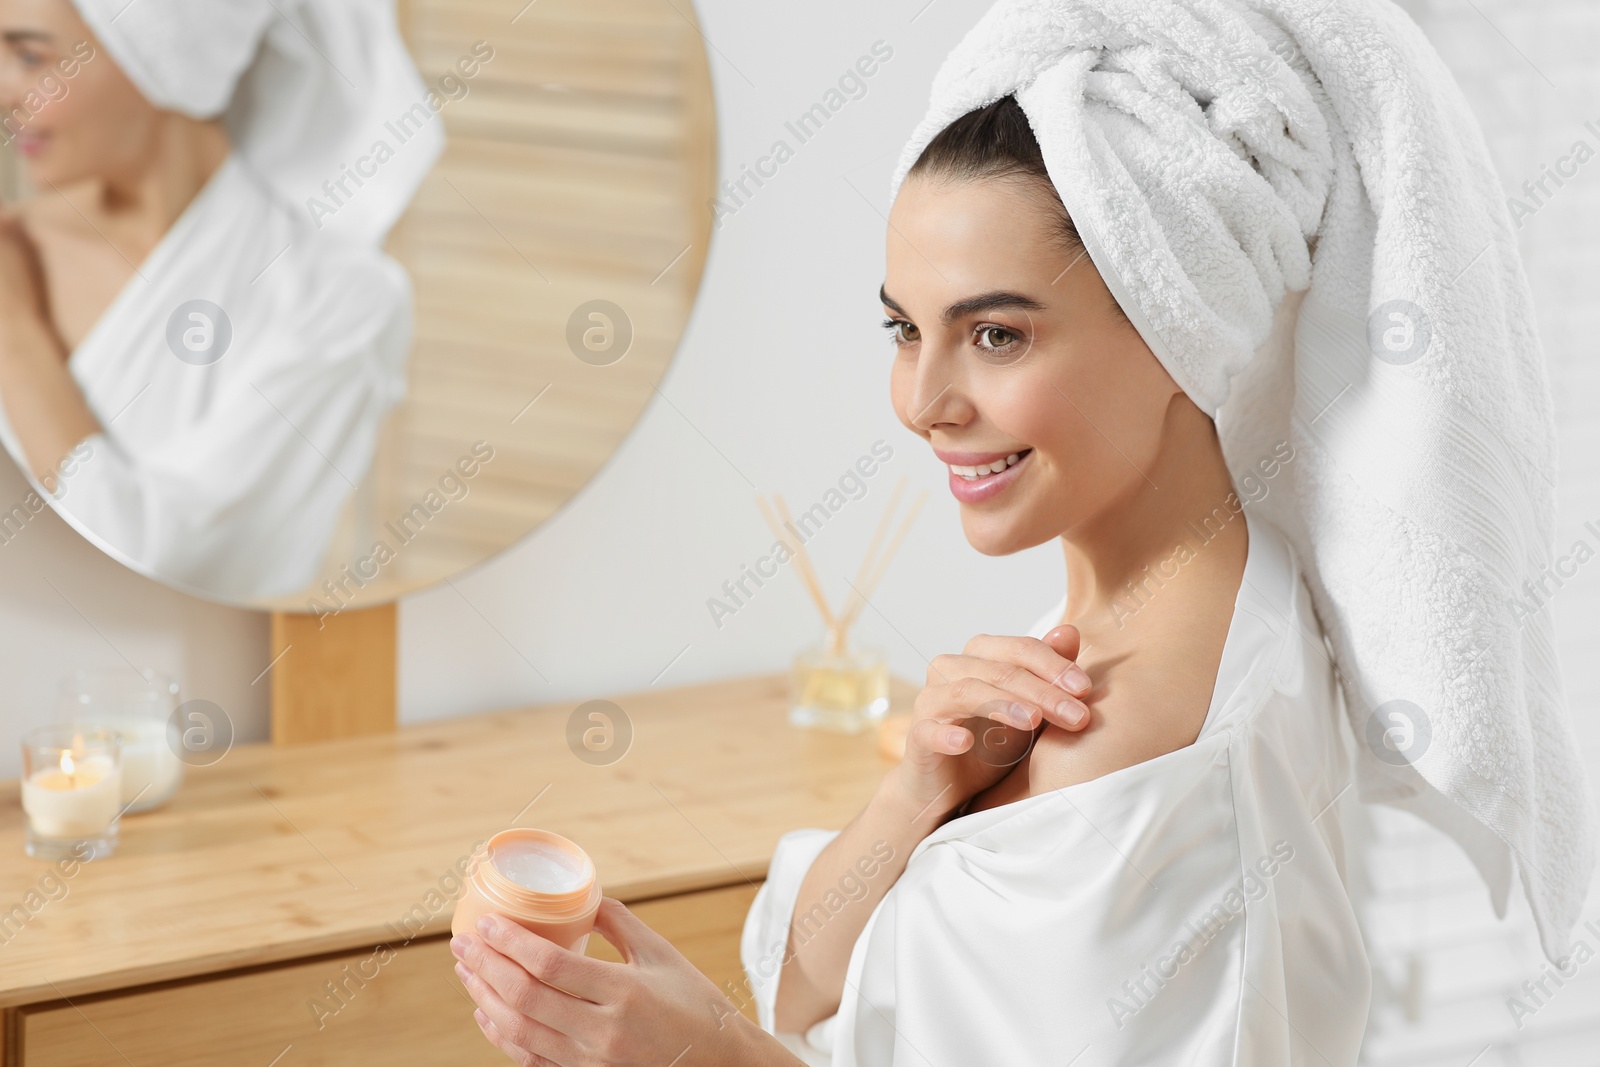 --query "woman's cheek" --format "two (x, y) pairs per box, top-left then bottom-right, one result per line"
(991, 369), (1064, 445)
(25, 94), (65, 131)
